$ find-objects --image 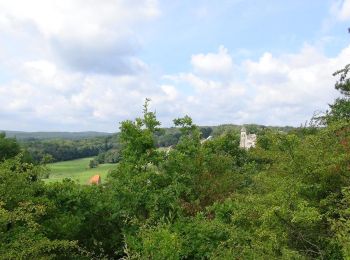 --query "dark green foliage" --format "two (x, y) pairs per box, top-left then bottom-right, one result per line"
(89, 159), (98, 168)
(322, 63), (350, 125)
(95, 148), (121, 163)
(156, 128), (182, 147)
(0, 156), (86, 259)
(42, 180), (124, 258)
(333, 187), (350, 258)
(333, 64), (350, 97)
(203, 130), (247, 167)
(327, 98), (350, 123)
(2, 130), (112, 140)
(22, 136), (114, 163)
(0, 132), (20, 161)
(16, 124), (295, 165)
(200, 127), (213, 138)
